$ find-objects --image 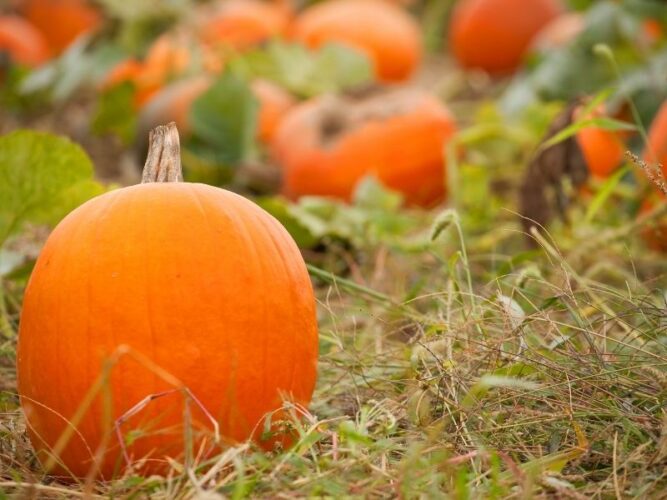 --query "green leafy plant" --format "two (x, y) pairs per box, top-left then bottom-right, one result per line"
(188, 71), (259, 169)
(91, 81), (138, 145)
(228, 41), (374, 98)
